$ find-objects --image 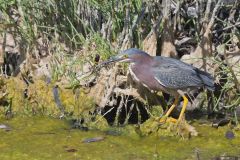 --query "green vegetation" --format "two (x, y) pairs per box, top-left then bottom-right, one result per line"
(0, 0), (240, 137)
(0, 0), (240, 159)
